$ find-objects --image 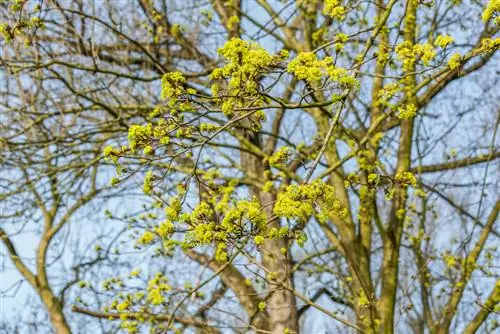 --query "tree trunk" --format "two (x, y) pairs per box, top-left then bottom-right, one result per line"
(240, 127), (299, 333)
(39, 287), (71, 334)
(260, 191), (299, 334)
